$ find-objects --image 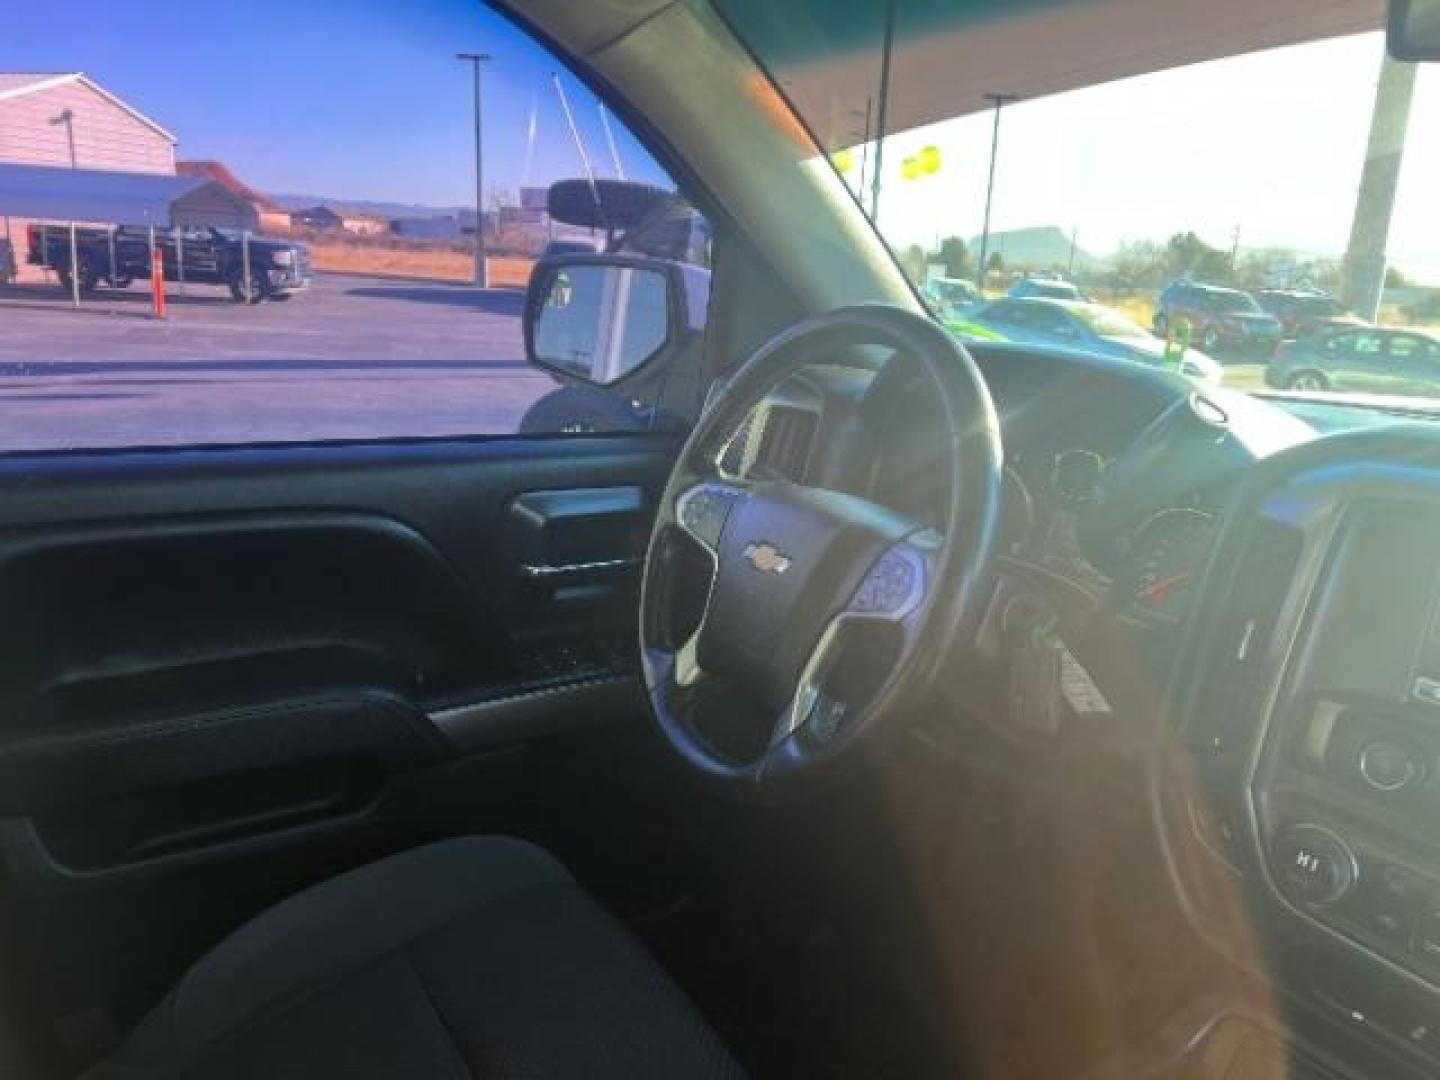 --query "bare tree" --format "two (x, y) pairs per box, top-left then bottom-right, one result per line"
(1107, 240), (1165, 294)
